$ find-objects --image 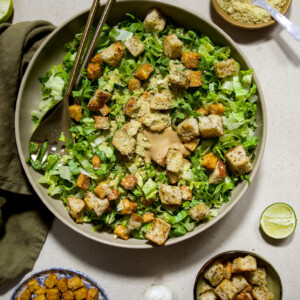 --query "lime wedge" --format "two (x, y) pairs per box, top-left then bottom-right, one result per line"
(0, 0), (13, 23)
(260, 202), (297, 239)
